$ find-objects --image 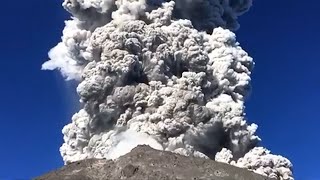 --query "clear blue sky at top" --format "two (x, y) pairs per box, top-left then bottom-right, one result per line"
(0, 1), (318, 179)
